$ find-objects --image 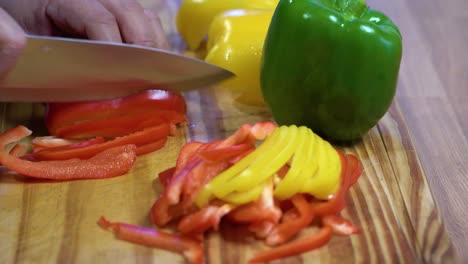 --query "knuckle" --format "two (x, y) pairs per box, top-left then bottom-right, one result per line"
(116, 0), (143, 12)
(144, 9), (162, 23)
(88, 10), (117, 26)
